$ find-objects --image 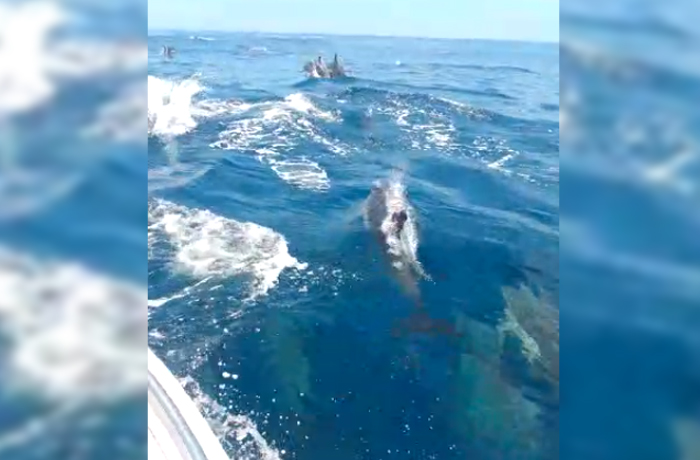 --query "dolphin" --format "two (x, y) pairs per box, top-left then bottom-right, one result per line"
(303, 60), (321, 78)
(315, 56), (329, 77)
(329, 53), (346, 78)
(162, 45), (175, 59)
(302, 54), (346, 79)
(363, 175), (430, 303)
(364, 175), (461, 343)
